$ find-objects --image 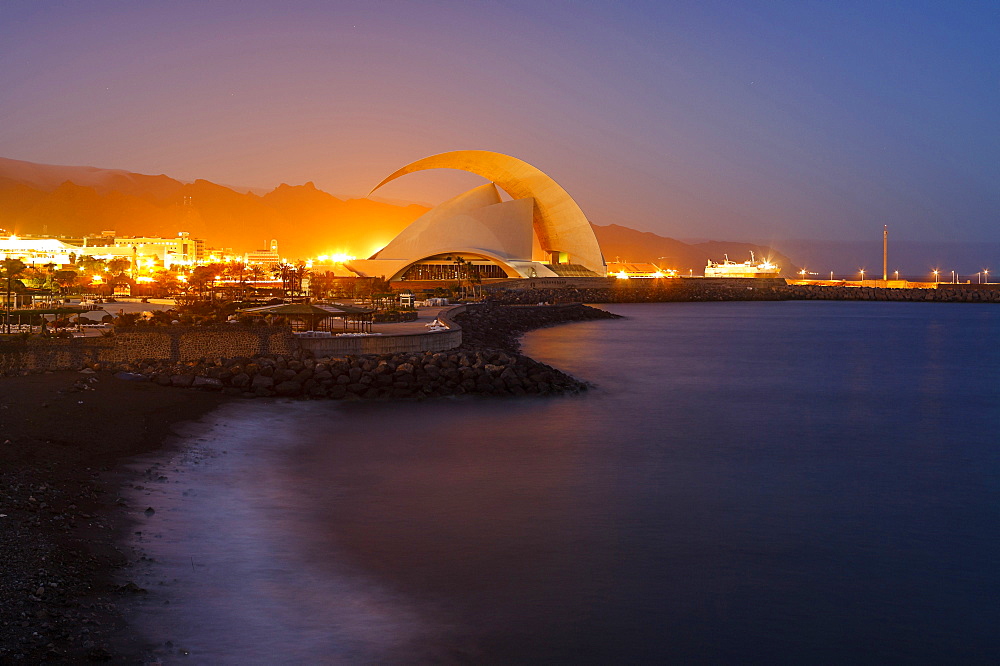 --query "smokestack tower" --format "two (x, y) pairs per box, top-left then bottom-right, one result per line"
(883, 225), (888, 281)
